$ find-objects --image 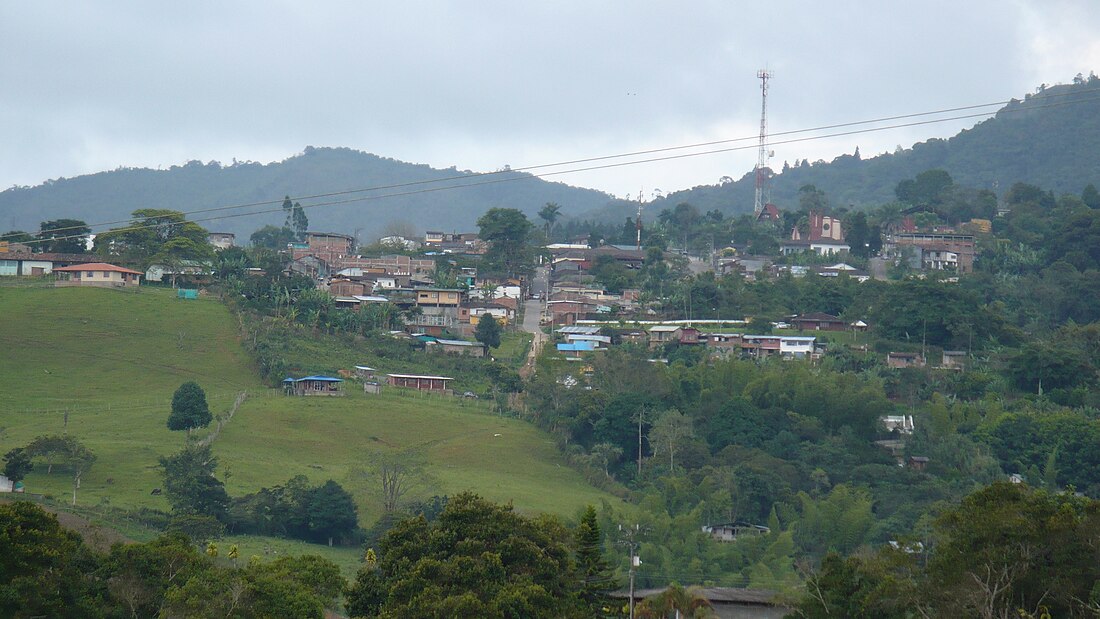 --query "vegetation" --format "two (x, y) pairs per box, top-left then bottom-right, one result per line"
(167, 381), (212, 434)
